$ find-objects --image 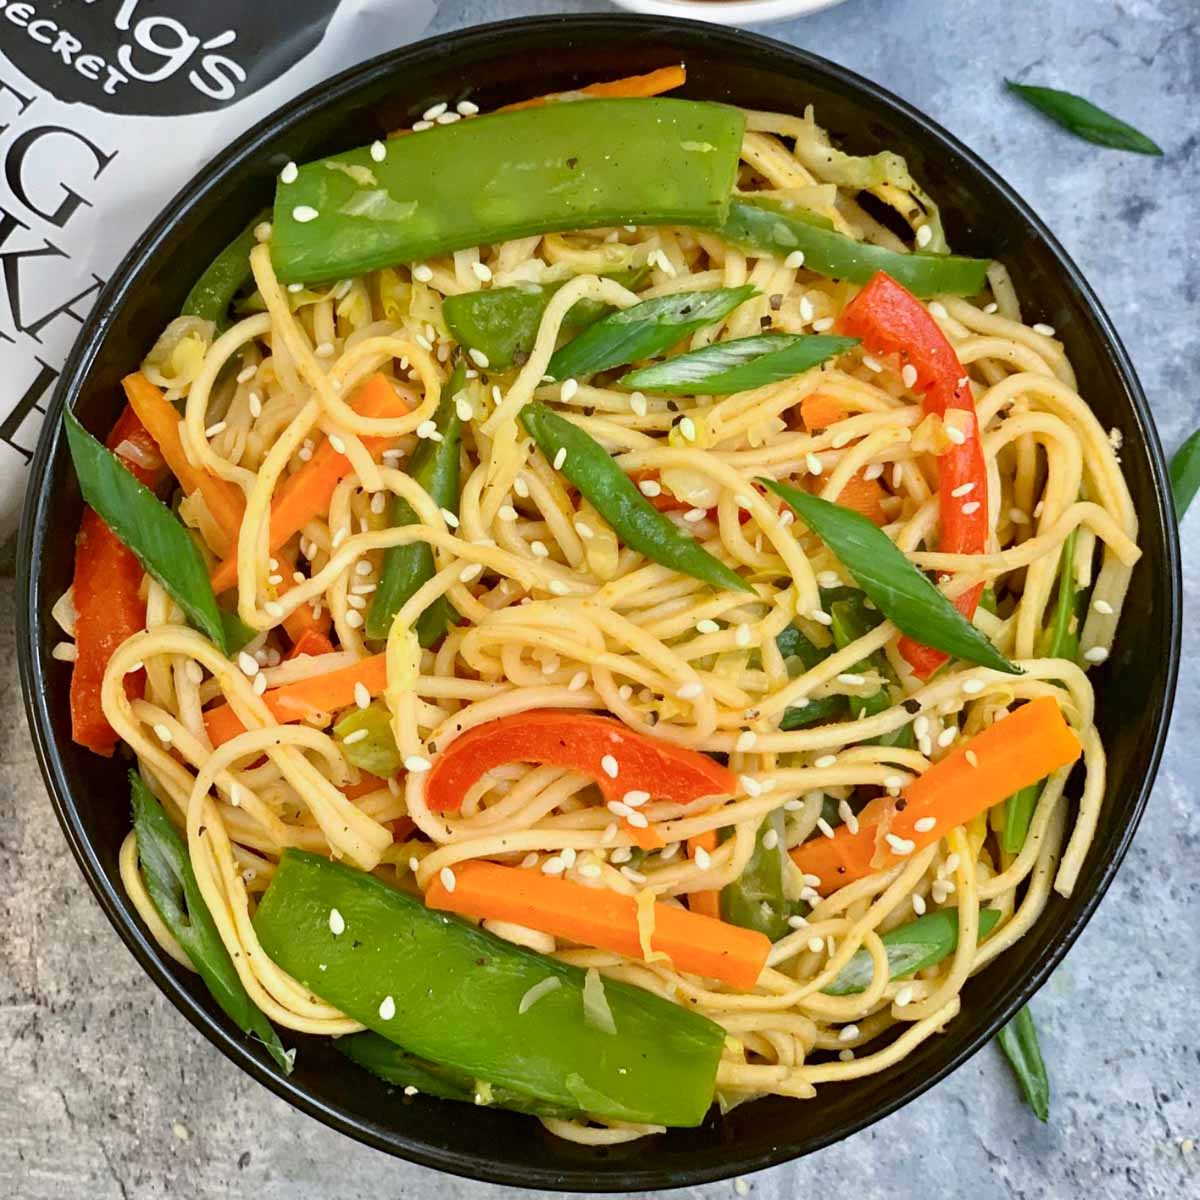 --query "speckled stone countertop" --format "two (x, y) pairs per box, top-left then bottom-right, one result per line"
(2, 2), (1196, 1197)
